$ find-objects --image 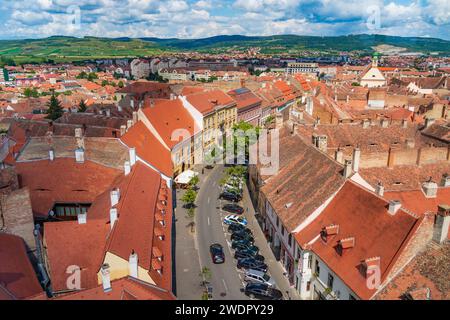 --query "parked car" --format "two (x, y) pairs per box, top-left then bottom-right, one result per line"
(222, 204), (244, 214)
(220, 191), (241, 202)
(237, 258), (268, 273)
(234, 249), (265, 262)
(228, 224), (251, 234)
(209, 243), (225, 264)
(231, 231), (254, 243)
(232, 241), (259, 254)
(223, 215), (247, 226)
(244, 269), (275, 287)
(244, 283), (283, 300)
